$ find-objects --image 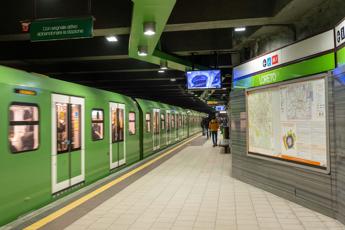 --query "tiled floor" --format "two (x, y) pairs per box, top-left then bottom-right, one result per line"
(65, 138), (345, 230)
